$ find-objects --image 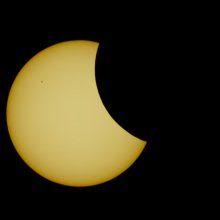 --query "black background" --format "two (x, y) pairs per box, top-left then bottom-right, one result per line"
(0, 8), (177, 196)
